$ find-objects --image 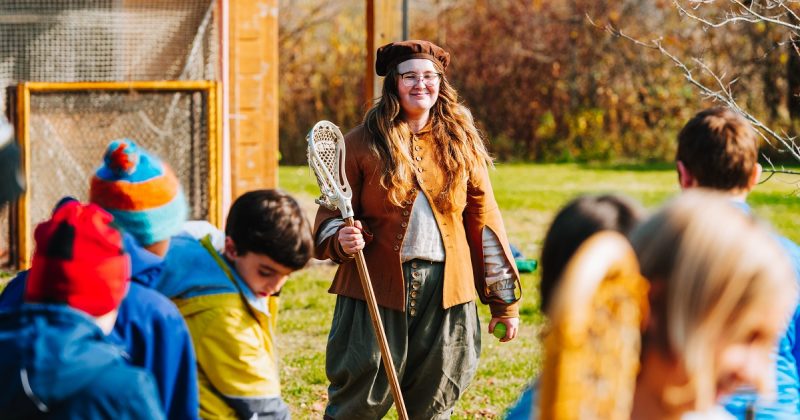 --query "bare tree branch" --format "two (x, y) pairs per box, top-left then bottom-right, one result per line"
(756, 169), (800, 186)
(760, 155), (800, 184)
(780, 1), (800, 23)
(676, 0), (800, 32)
(587, 13), (800, 163)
